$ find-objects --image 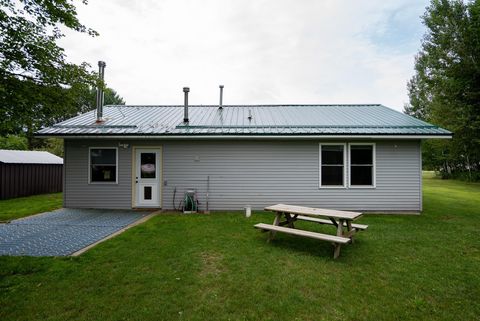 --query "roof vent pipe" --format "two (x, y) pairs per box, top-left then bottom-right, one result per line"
(96, 61), (106, 122)
(219, 85), (224, 109)
(183, 87), (190, 123)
